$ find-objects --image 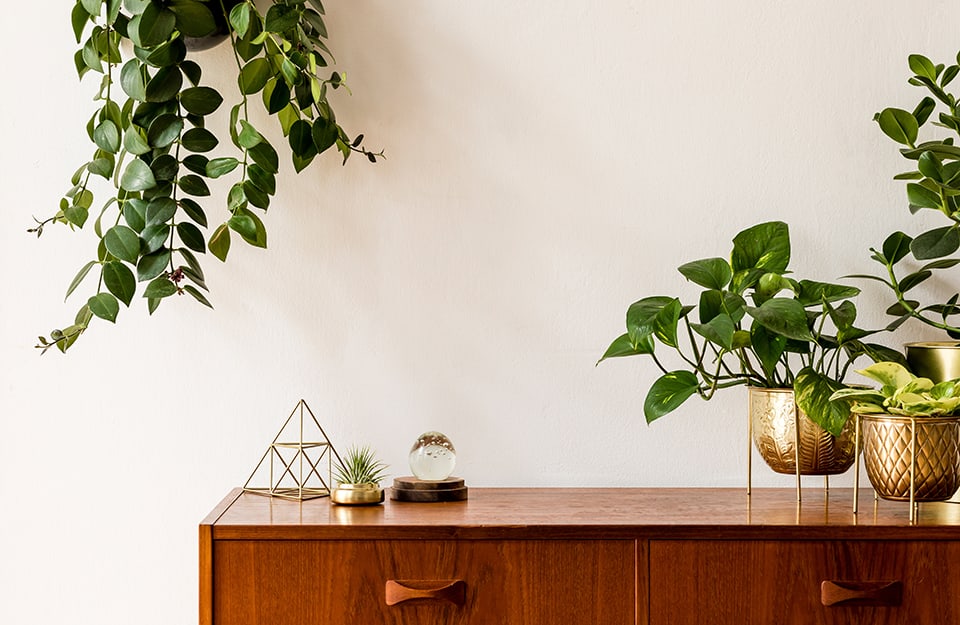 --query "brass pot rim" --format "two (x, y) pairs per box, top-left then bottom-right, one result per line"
(905, 341), (960, 349)
(335, 482), (382, 490)
(858, 413), (960, 425)
(747, 386), (793, 394)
